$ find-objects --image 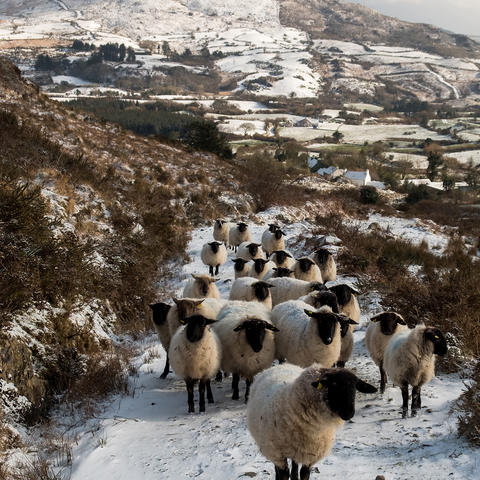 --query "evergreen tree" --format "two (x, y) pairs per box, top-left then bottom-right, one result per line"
(426, 151), (443, 181)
